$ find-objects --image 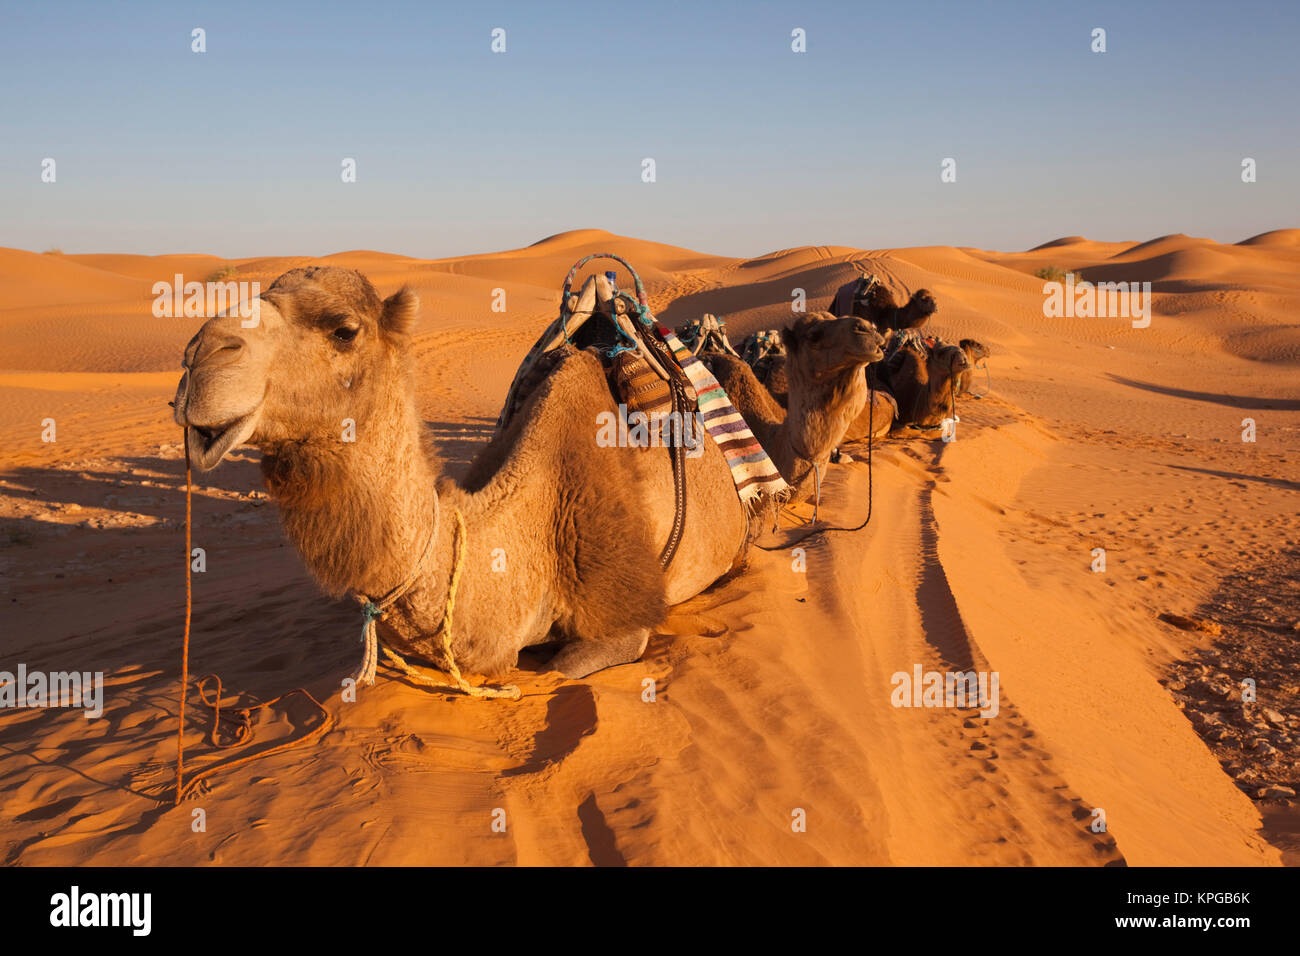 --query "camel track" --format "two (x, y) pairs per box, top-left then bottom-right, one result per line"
(795, 437), (1127, 865)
